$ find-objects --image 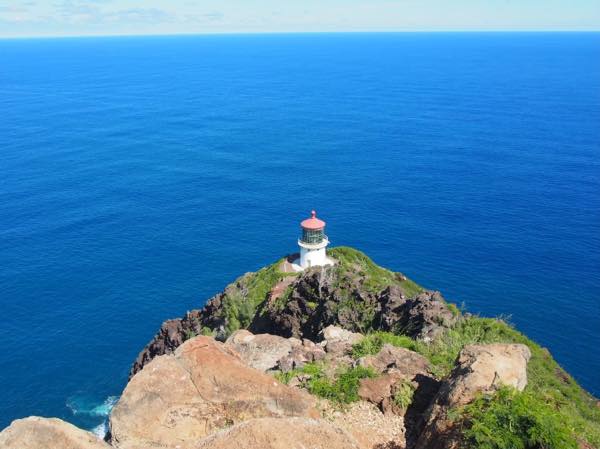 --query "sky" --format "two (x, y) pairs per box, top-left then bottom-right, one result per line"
(0, 0), (599, 38)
